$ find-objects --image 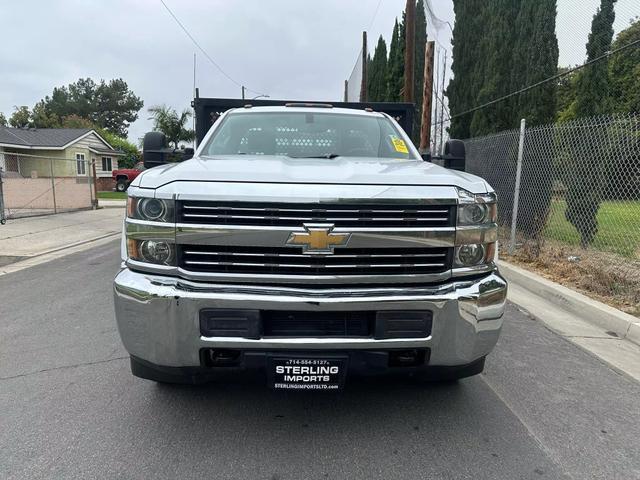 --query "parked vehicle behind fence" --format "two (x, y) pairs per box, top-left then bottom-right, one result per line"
(112, 162), (145, 192)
